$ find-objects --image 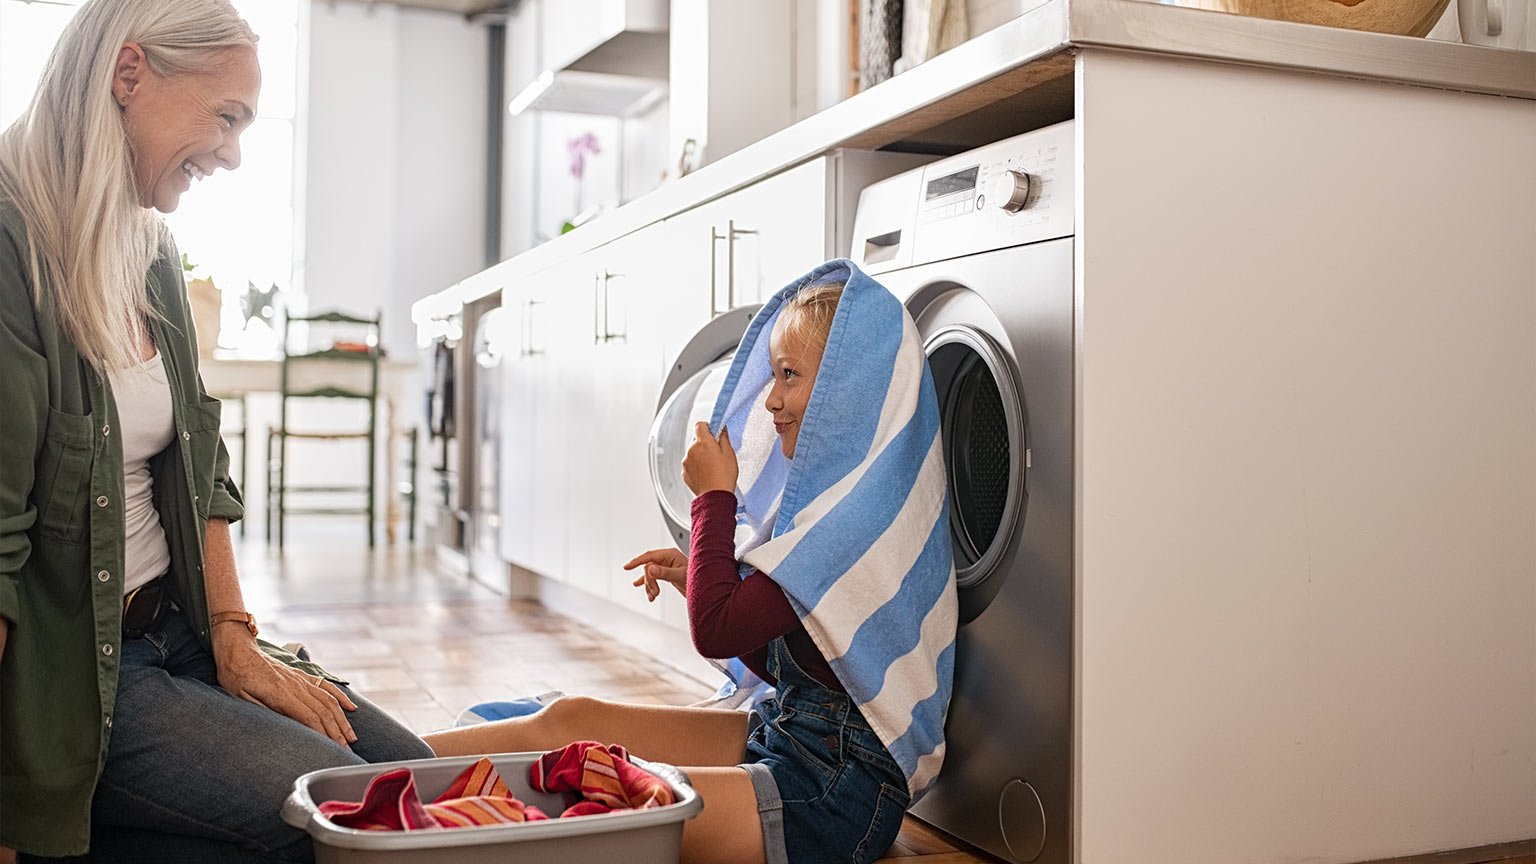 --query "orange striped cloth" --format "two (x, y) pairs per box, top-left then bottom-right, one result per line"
(319, 757), (549, 831)
(528, 740), (676, 817)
